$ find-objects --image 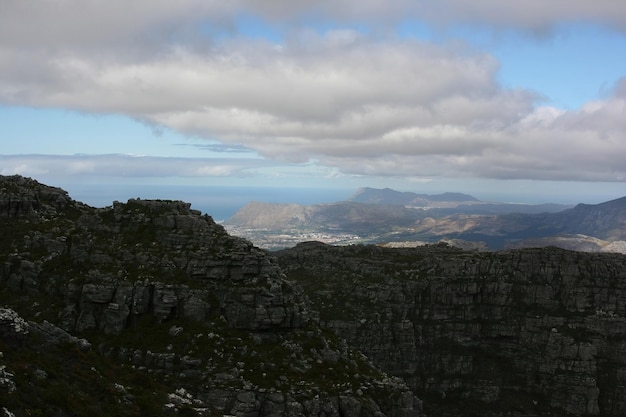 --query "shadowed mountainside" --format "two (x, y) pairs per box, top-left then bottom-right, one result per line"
(3, 175), (626, 417)
(0, 175), (421, 417)
(277, 242), (626, 417)
(413, 197), (626, 249)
